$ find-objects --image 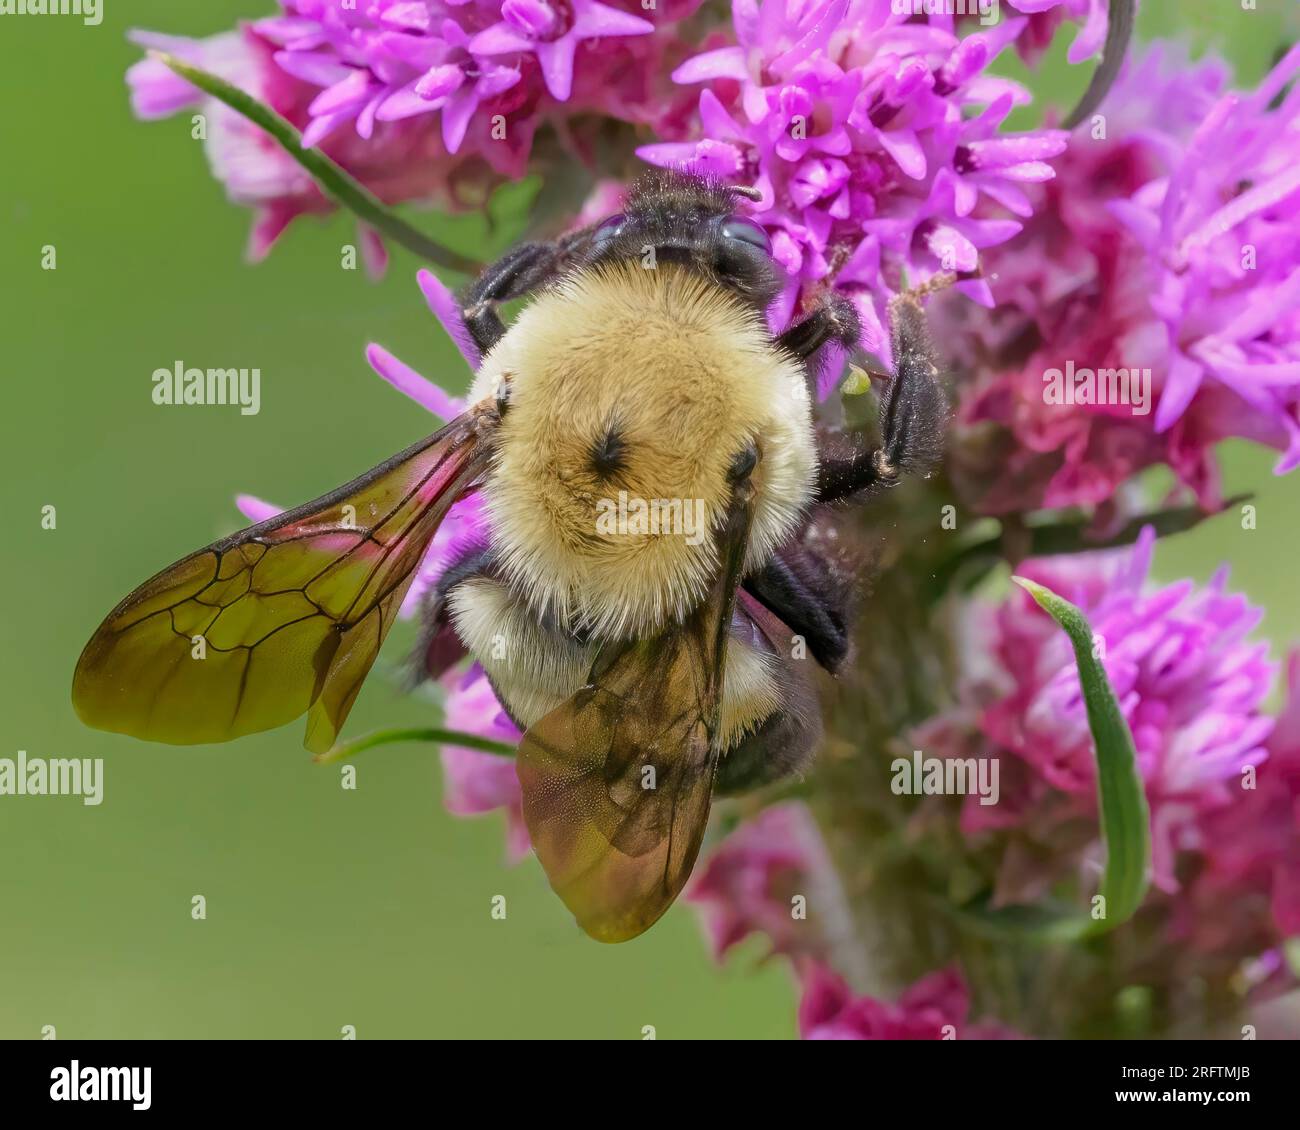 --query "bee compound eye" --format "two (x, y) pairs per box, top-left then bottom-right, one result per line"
(720, 216), (772, 255)
(591, 213), (627, 246)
